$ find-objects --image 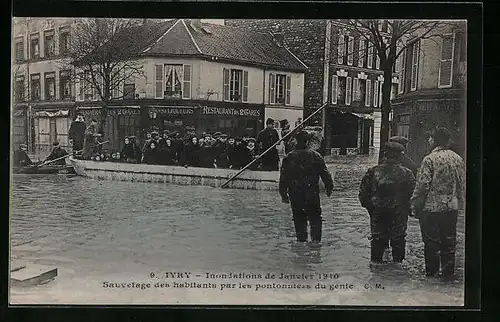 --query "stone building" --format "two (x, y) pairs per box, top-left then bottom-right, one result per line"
(391, 22), (466, 164)
(226, 19), (401, 156)
(12, 17), (81, 153)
